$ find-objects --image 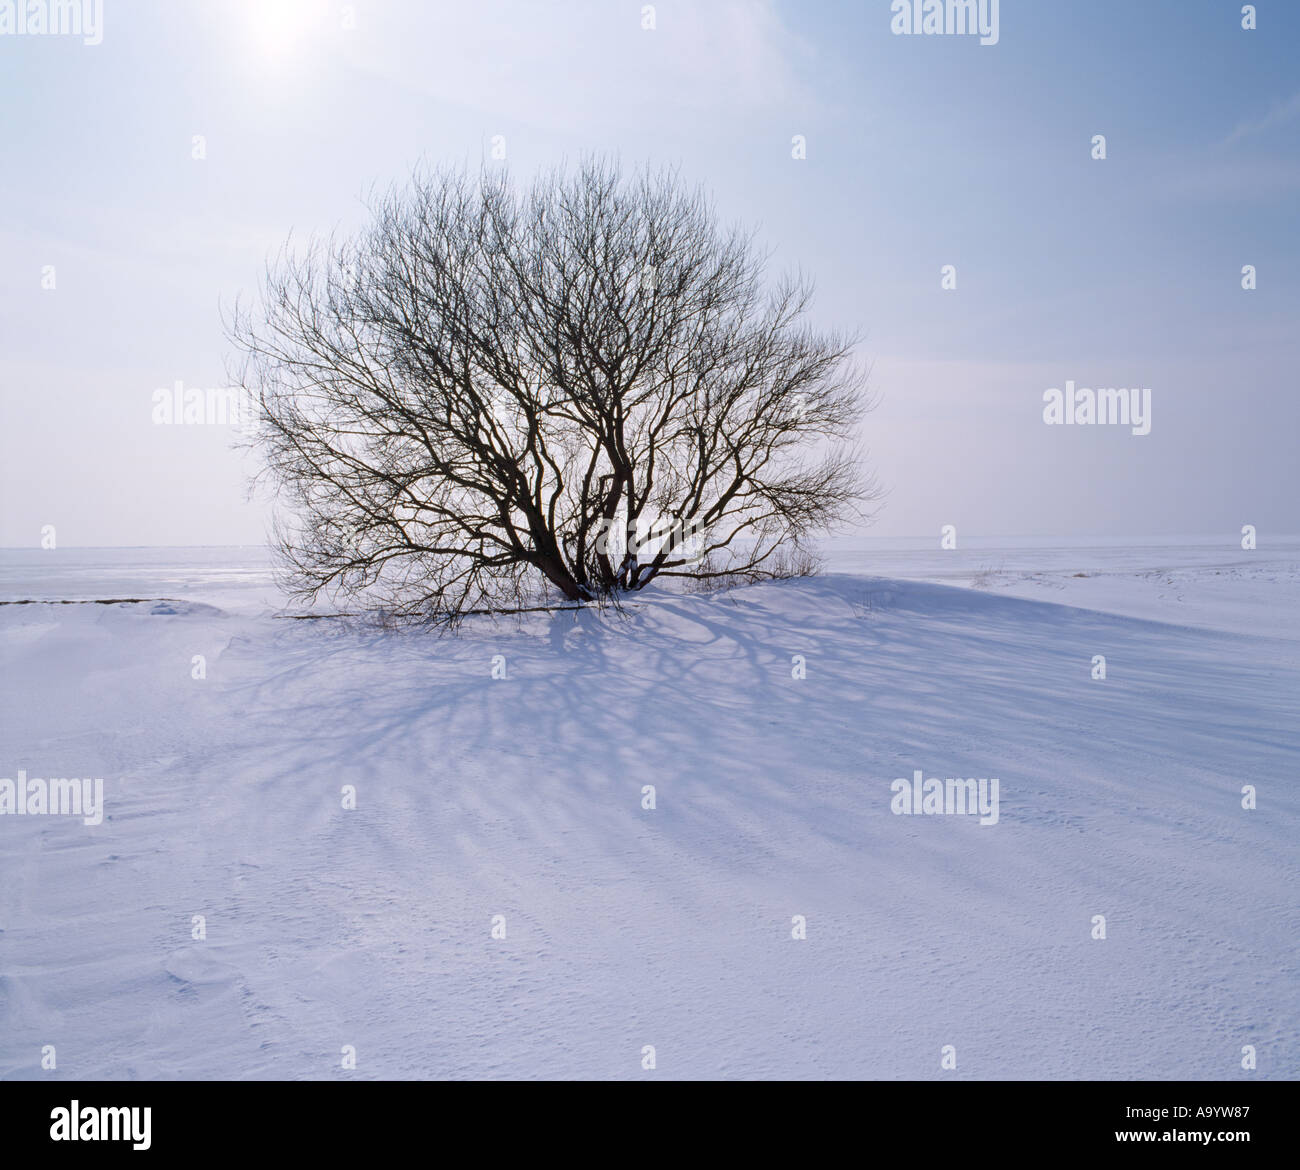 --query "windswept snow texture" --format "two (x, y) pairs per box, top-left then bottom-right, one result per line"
(1, 543), (1297, 1079)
